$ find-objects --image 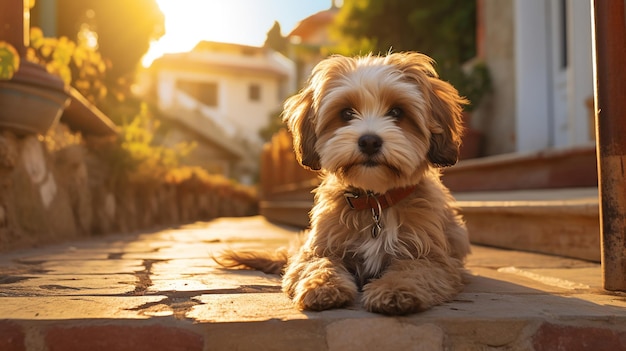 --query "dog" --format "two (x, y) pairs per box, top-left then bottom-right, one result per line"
(217, 52), (470, 315)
